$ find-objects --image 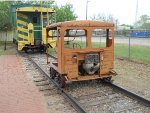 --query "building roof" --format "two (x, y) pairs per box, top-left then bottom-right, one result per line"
(46, 20), (114, 29)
